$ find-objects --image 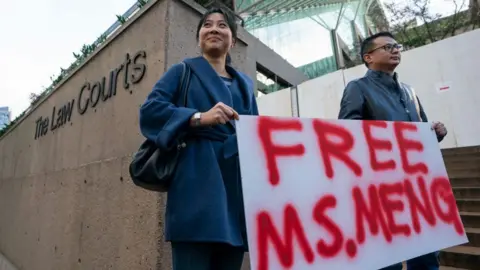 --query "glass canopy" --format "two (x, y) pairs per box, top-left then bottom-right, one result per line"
(235, 0), (388, 88)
